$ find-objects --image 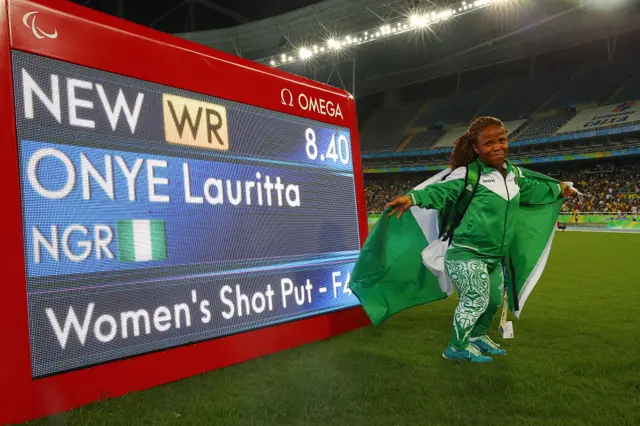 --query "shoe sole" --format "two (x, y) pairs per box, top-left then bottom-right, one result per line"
(442, 352), (493, 363)
(477, 348), (508, 356)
